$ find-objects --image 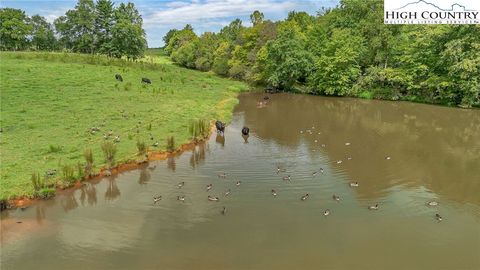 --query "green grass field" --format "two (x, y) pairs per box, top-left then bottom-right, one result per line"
(0, 52), (249, 200)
